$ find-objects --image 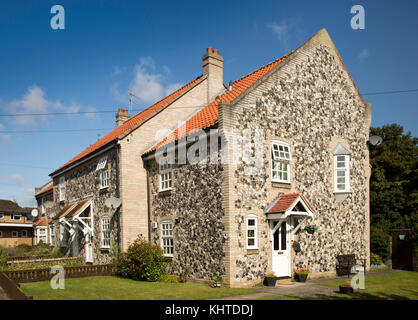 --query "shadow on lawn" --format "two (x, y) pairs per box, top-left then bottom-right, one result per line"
(301, 290), (415, 300)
